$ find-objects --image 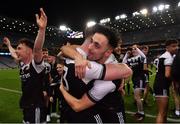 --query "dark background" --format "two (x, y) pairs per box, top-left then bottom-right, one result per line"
(0, 0), (178, 31)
